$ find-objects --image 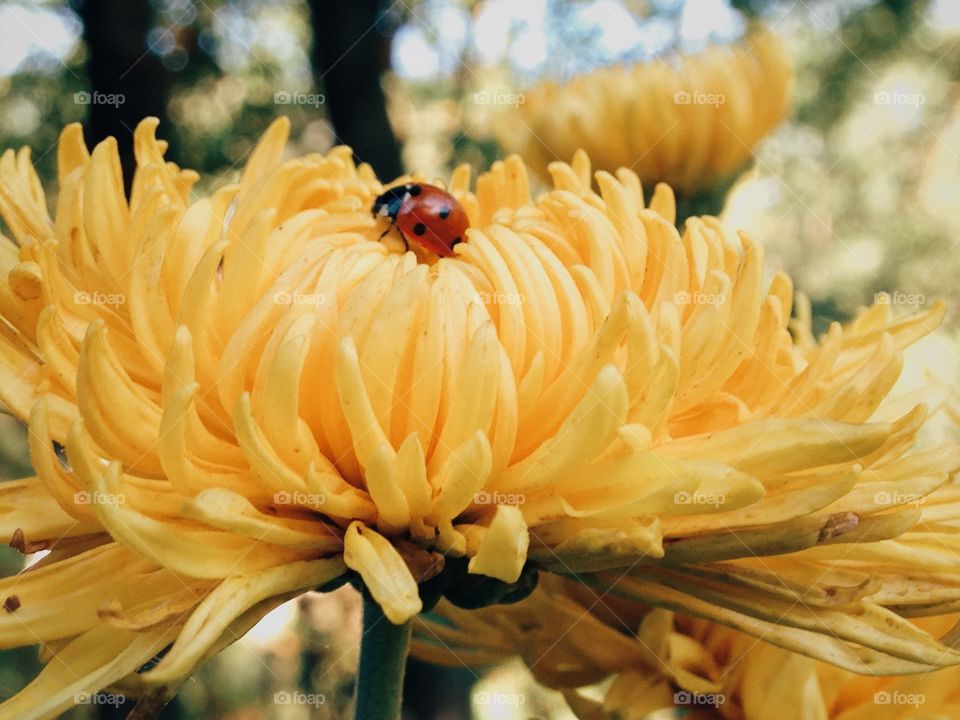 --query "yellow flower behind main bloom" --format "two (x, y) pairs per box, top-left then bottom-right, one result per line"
(417, 578), (960, 718)
(697, 614), (960, 720)
(0, 118), (957, 718)
(500, 29), (791, 194)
